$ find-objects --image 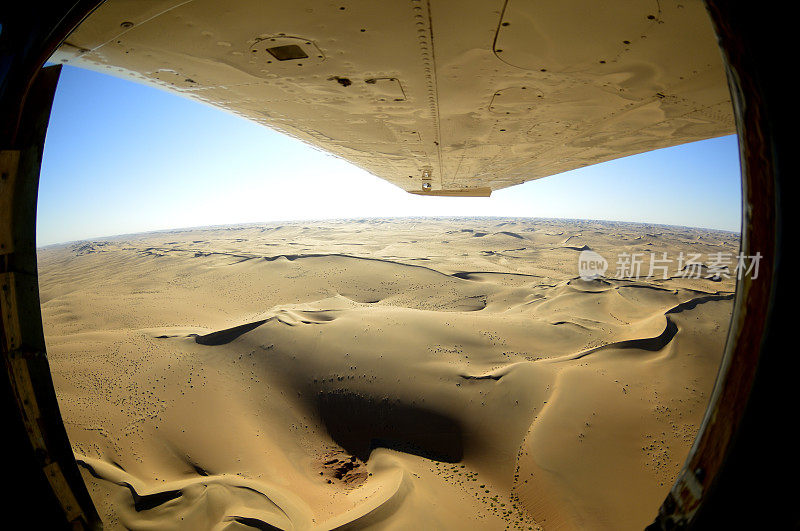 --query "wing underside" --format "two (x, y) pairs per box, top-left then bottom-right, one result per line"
(53, 0), (734, 195)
